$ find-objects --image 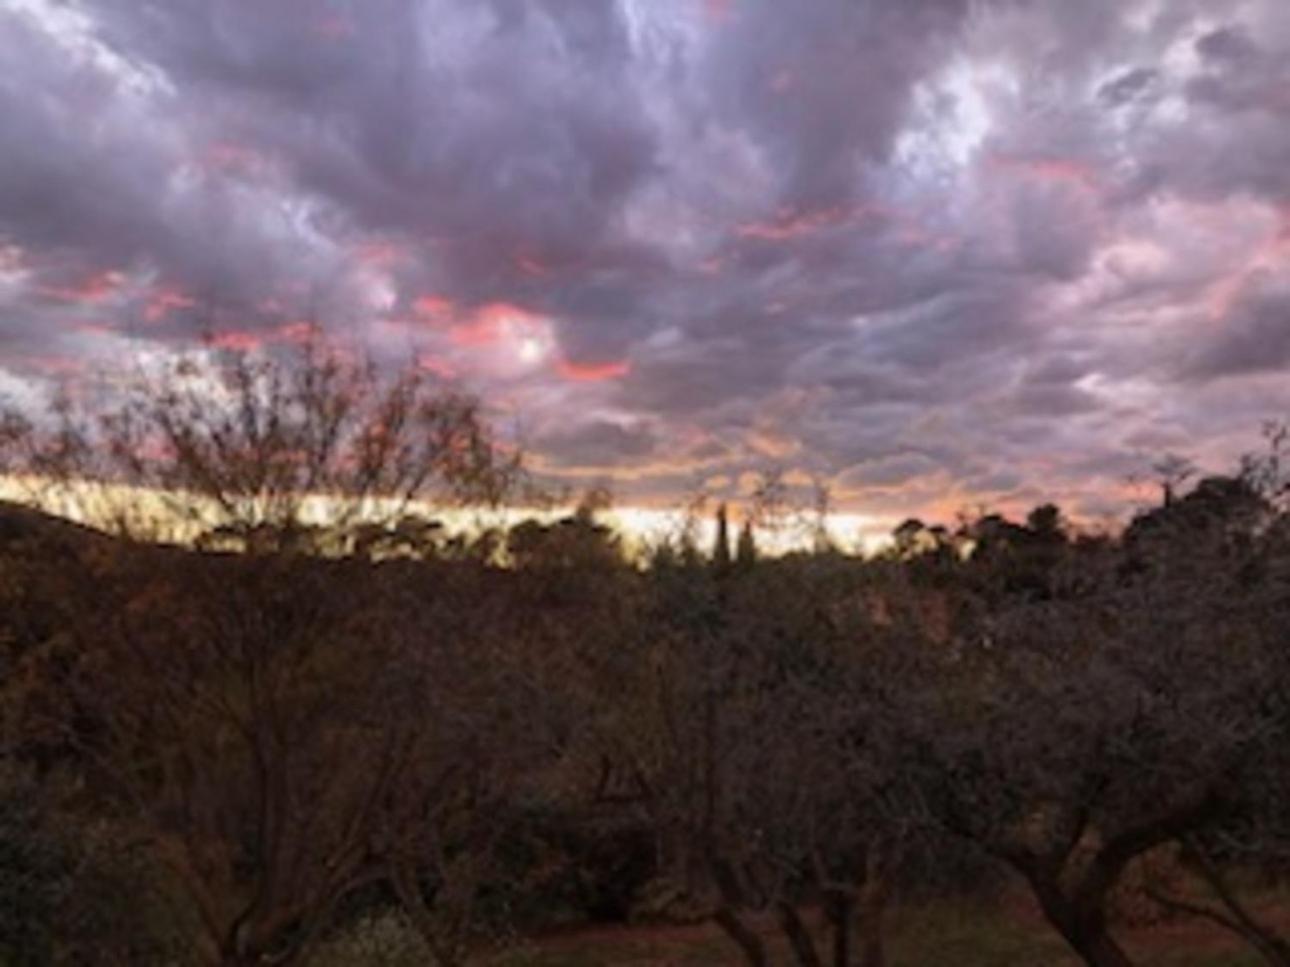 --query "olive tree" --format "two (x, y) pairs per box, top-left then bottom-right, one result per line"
(910, 482), (1286, 967)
